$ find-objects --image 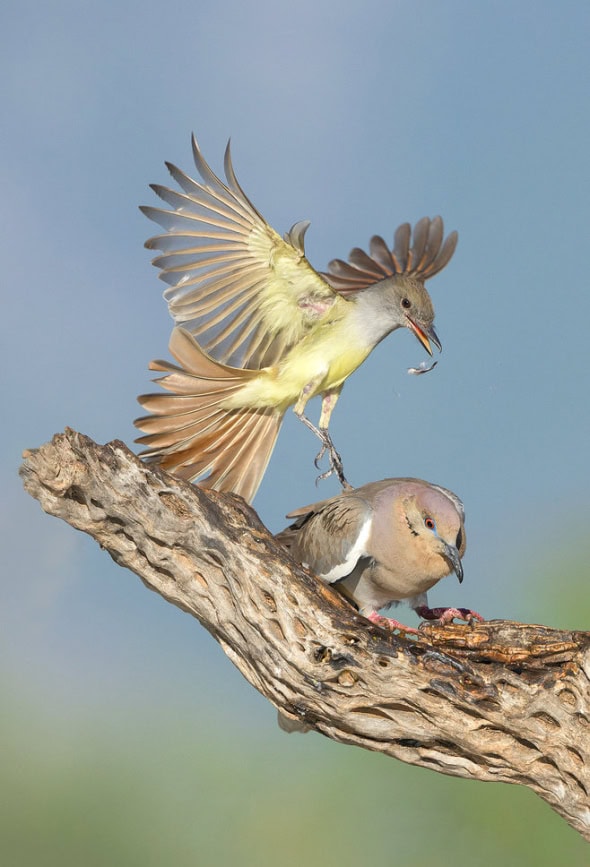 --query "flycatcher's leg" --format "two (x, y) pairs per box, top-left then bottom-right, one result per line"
(293, 384), (350, 489)
(316, 387), (351, 488)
